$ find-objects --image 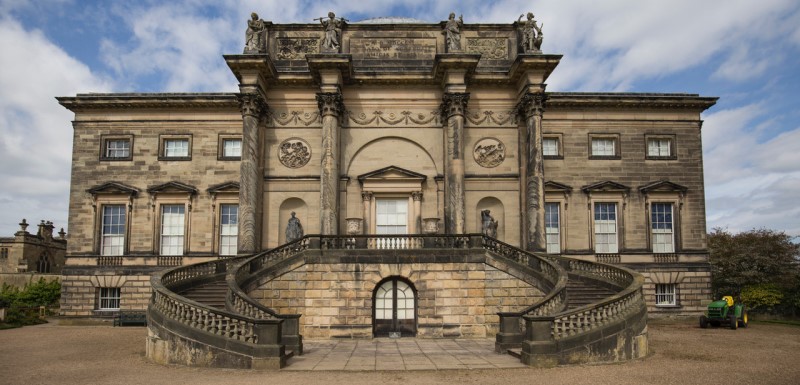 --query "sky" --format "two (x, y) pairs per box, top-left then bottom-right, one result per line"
(0, 0), (799, 238)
